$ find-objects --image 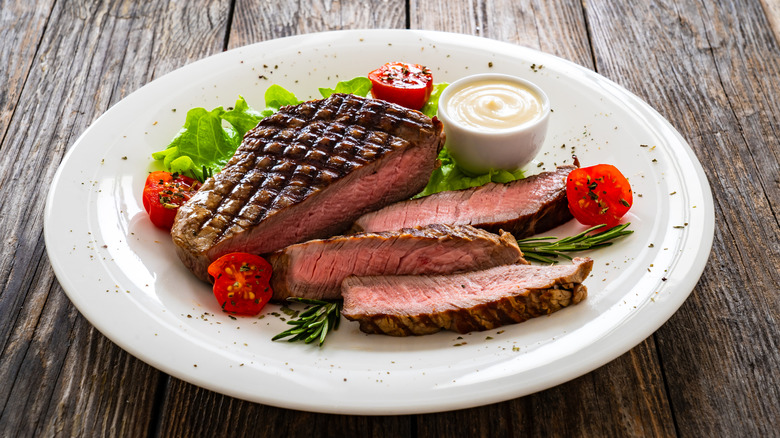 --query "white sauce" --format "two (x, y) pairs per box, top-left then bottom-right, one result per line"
(447, 80), (543, 131)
